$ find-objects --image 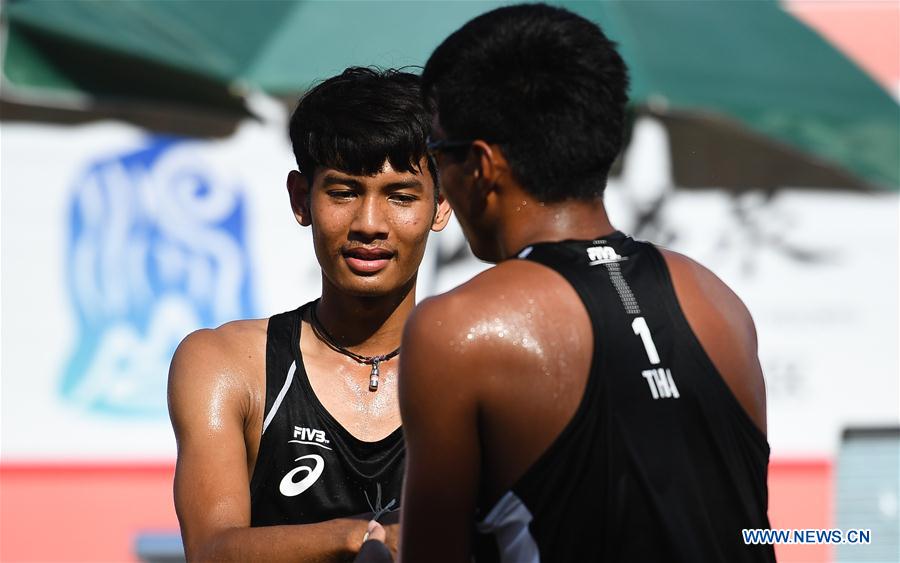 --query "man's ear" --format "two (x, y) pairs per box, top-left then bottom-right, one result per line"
(431, 192), (453, 232)
(286, 170), (312, 226)
(472, 140), (510, 184)
(470, 140), (503, 193)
